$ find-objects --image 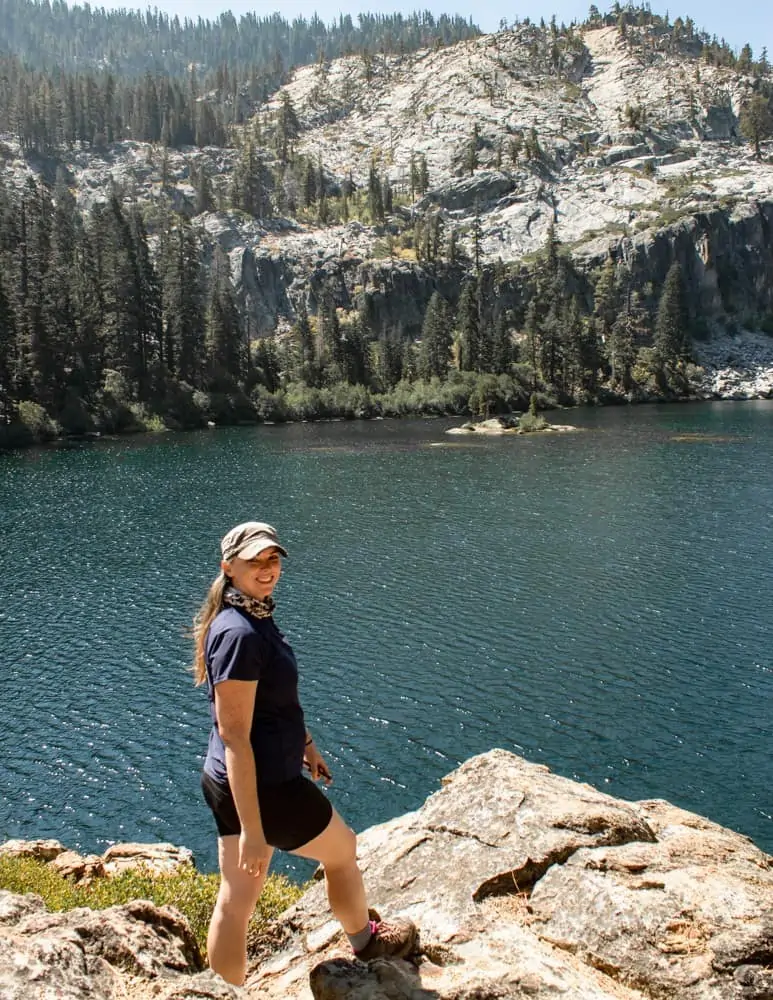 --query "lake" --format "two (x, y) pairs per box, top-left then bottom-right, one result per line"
(1, 402), (771, 877)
